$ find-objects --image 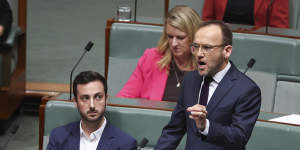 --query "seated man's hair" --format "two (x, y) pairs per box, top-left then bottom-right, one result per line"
(73, 71), (107, 98)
